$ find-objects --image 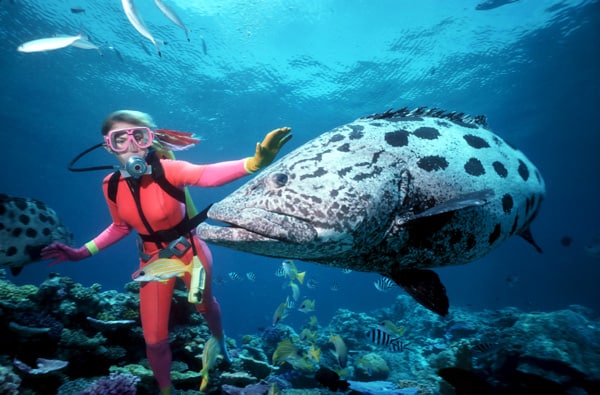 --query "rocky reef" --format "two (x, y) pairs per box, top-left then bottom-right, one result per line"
(0, 269), (599, 394)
